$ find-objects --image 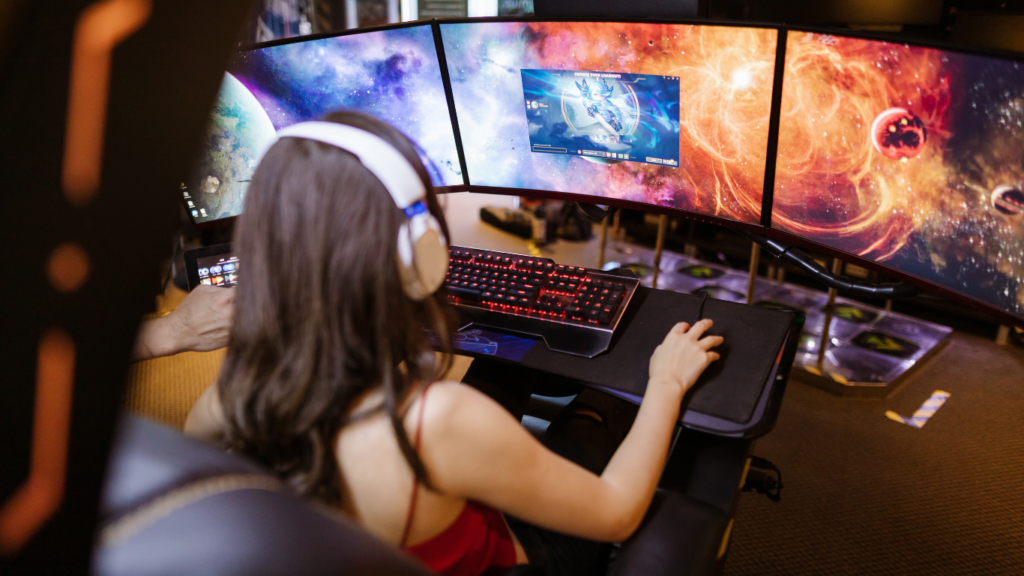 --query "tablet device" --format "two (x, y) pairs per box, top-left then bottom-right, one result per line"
(184, 243), (238, 290)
